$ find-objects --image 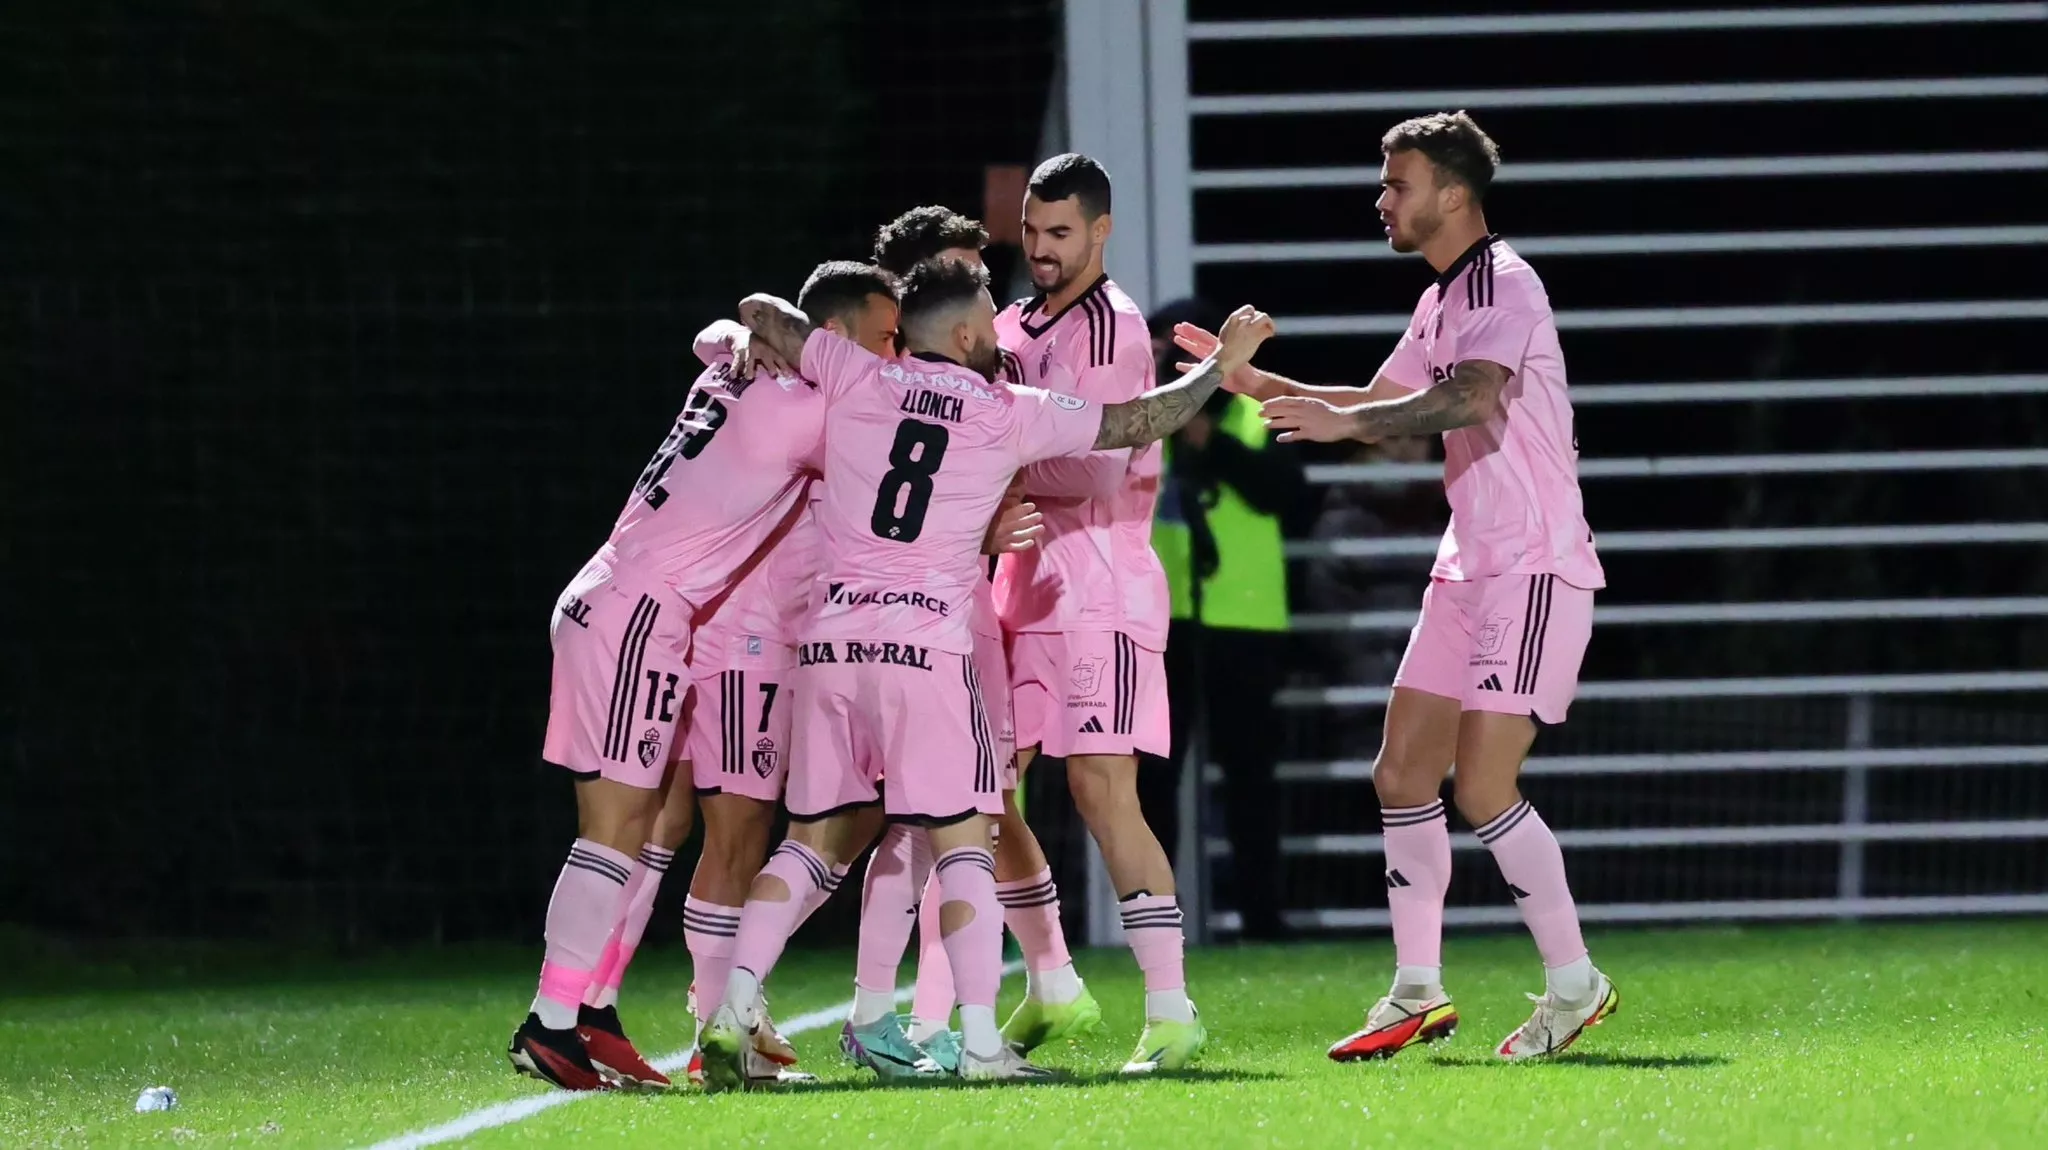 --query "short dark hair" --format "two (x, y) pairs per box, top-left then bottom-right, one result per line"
(797, 260), (898, 329)
(872, 206), (990, 275)
(898, 256), (990, 339)
(1027, 152), (1112, 219)
(1381, 111), (1501, 201)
